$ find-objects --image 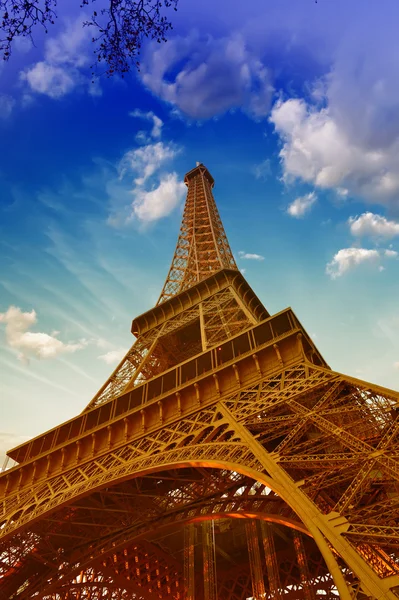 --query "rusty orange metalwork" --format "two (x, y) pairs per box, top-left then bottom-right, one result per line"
(1, 163), (399, 599)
